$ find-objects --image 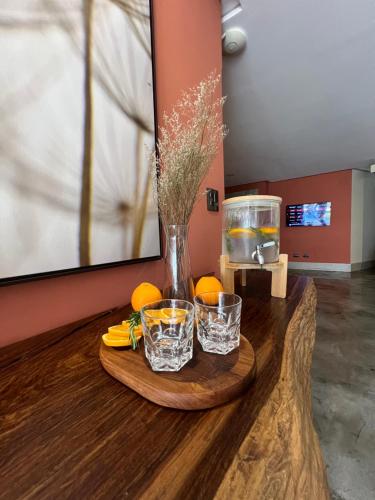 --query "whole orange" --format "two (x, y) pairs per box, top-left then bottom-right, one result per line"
(195, 276), (224, 305)
(131, 282), (162, 312)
